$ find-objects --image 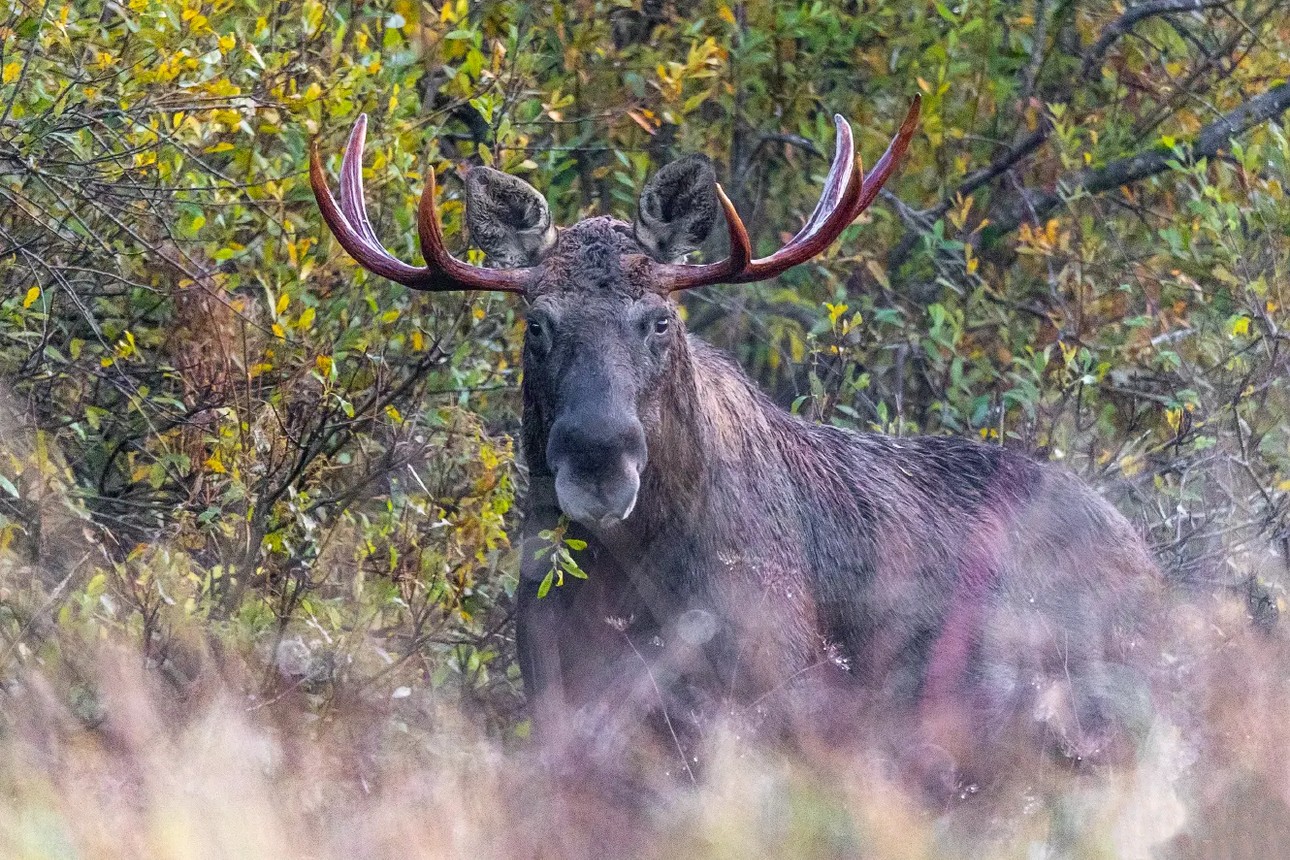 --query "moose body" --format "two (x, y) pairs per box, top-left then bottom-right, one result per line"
(512, 238), (1158, 777)
(311, 100), (1161, 786)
